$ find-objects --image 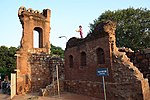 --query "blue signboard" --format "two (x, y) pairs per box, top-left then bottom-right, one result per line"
(97, 68), (109, 76)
